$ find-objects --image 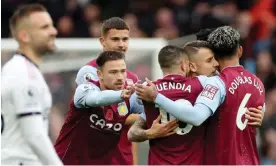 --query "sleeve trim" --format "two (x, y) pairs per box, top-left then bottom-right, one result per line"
(17, 112), (41, 118)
